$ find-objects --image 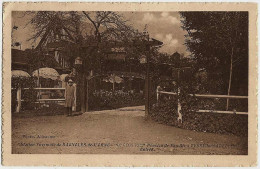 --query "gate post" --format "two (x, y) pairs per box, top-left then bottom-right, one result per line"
(86, 79), (89, 112)
(156, 88), (159, 102)
(144, 55), (150, 118)
(72, 84), (77, 111)
(177, 87), (182, 123)
(177, 66), (182, 123)
(156, 86), (161, 102)
(16, 86), (22, 113)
